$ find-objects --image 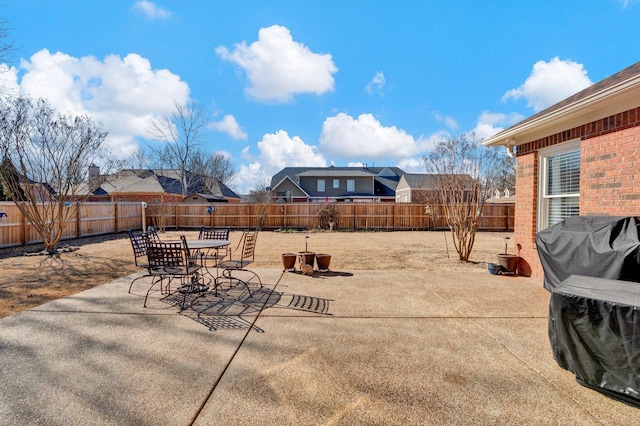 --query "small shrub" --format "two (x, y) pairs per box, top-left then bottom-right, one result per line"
(318, 203), (340, 230)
